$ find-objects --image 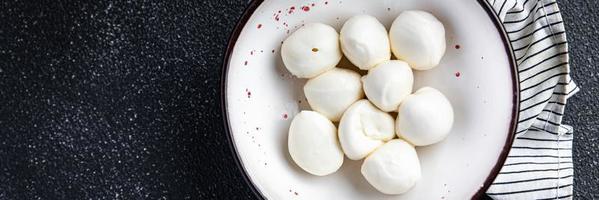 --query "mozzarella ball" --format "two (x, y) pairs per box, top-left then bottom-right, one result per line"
(304, 68), (363, 121)
(340, 15), (391, 70)
(361, 139), (421, 195)
(338, 100), (395, 160)
(396, 87), (454, 146)
(281, 23), (342, 78)
(389, 10), (446, 70)
(288, 111), (344, 176)
(362, 60), (414, 112)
